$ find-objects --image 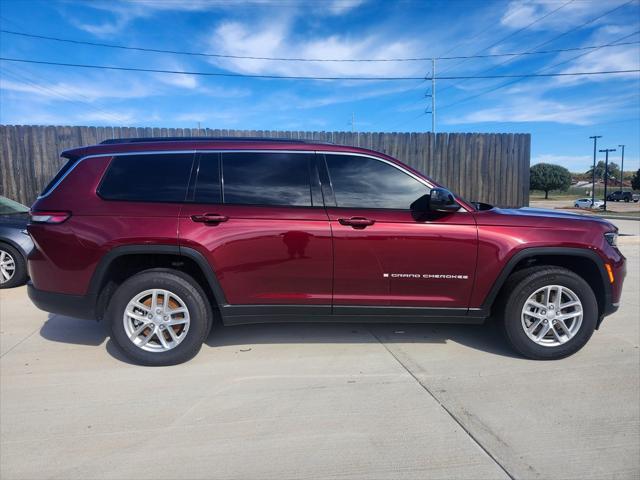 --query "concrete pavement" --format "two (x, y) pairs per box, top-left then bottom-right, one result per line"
(1, 219), (638, 480)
